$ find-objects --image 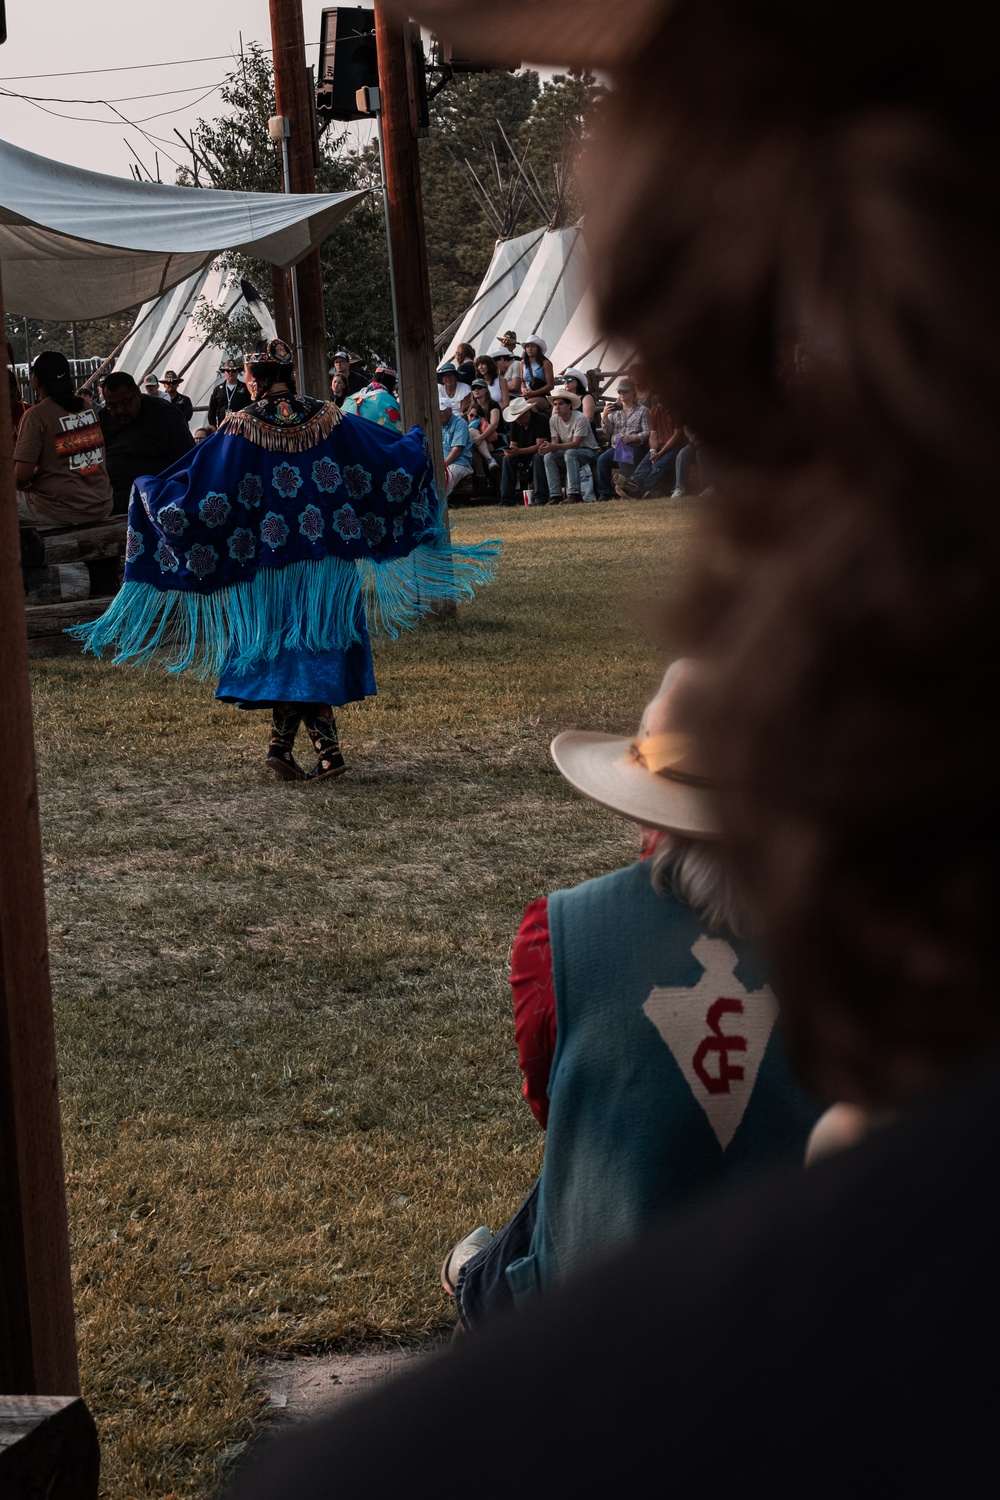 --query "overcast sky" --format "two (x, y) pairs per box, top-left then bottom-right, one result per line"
(0, 2), (371, 179)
